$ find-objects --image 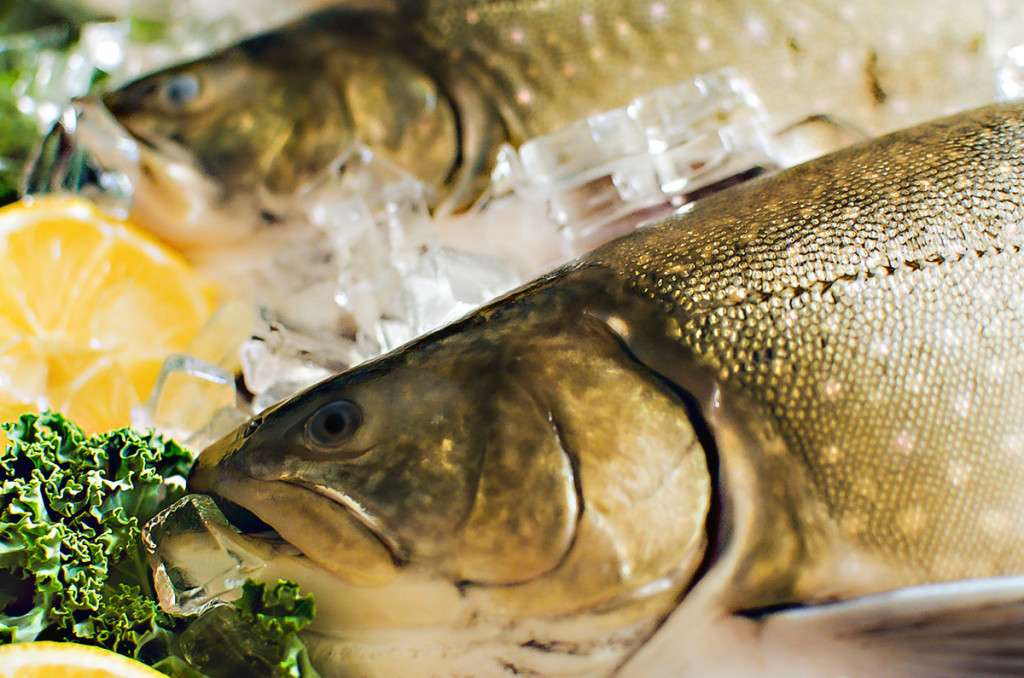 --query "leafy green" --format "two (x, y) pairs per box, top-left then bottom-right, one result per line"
(0, 411), (191, 646)
(0, 411), (321, 677)
(161, 581), (320, 678)
(0, 72), (43, 207)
